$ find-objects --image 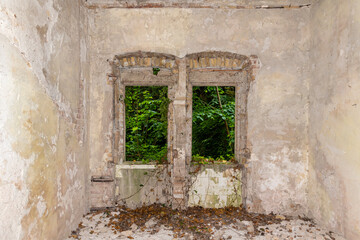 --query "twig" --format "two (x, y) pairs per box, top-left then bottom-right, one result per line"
(215, 86), (230, 137)
(117, 165), (166, 202)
